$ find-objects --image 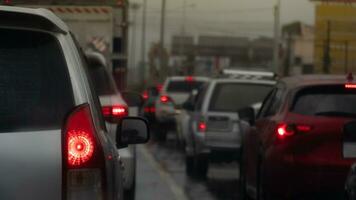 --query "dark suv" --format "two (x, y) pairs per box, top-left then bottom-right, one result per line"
(241, 75), (356, 200)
